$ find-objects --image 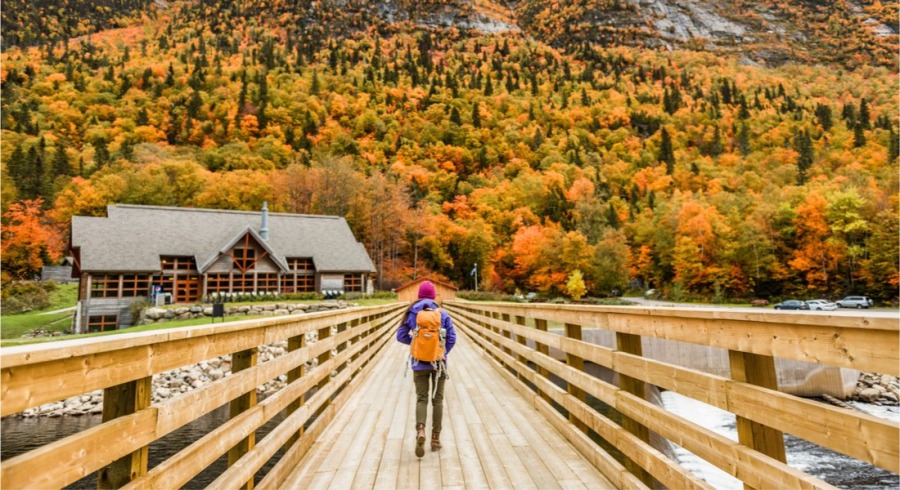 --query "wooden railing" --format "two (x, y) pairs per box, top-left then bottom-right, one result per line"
(0, 303), (407, 489)
(444, 301), (899, 490)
